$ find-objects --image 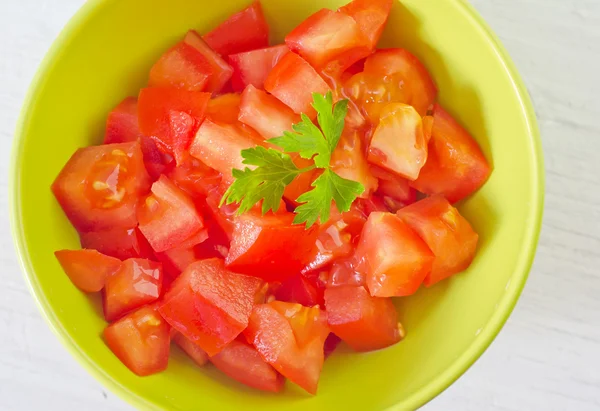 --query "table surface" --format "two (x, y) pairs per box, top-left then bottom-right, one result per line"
(1, 0), (599, 410)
